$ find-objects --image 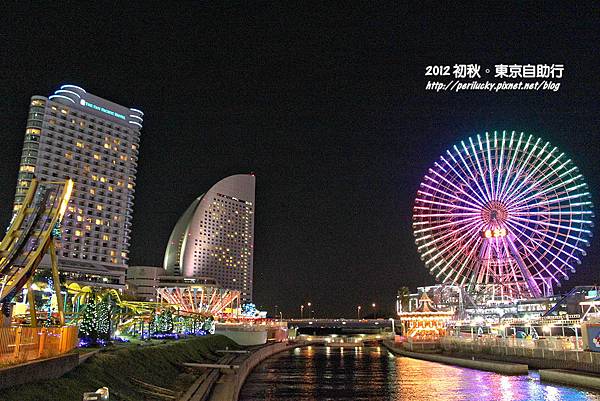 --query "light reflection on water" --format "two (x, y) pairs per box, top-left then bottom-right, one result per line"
(239, 346), (600, 401)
